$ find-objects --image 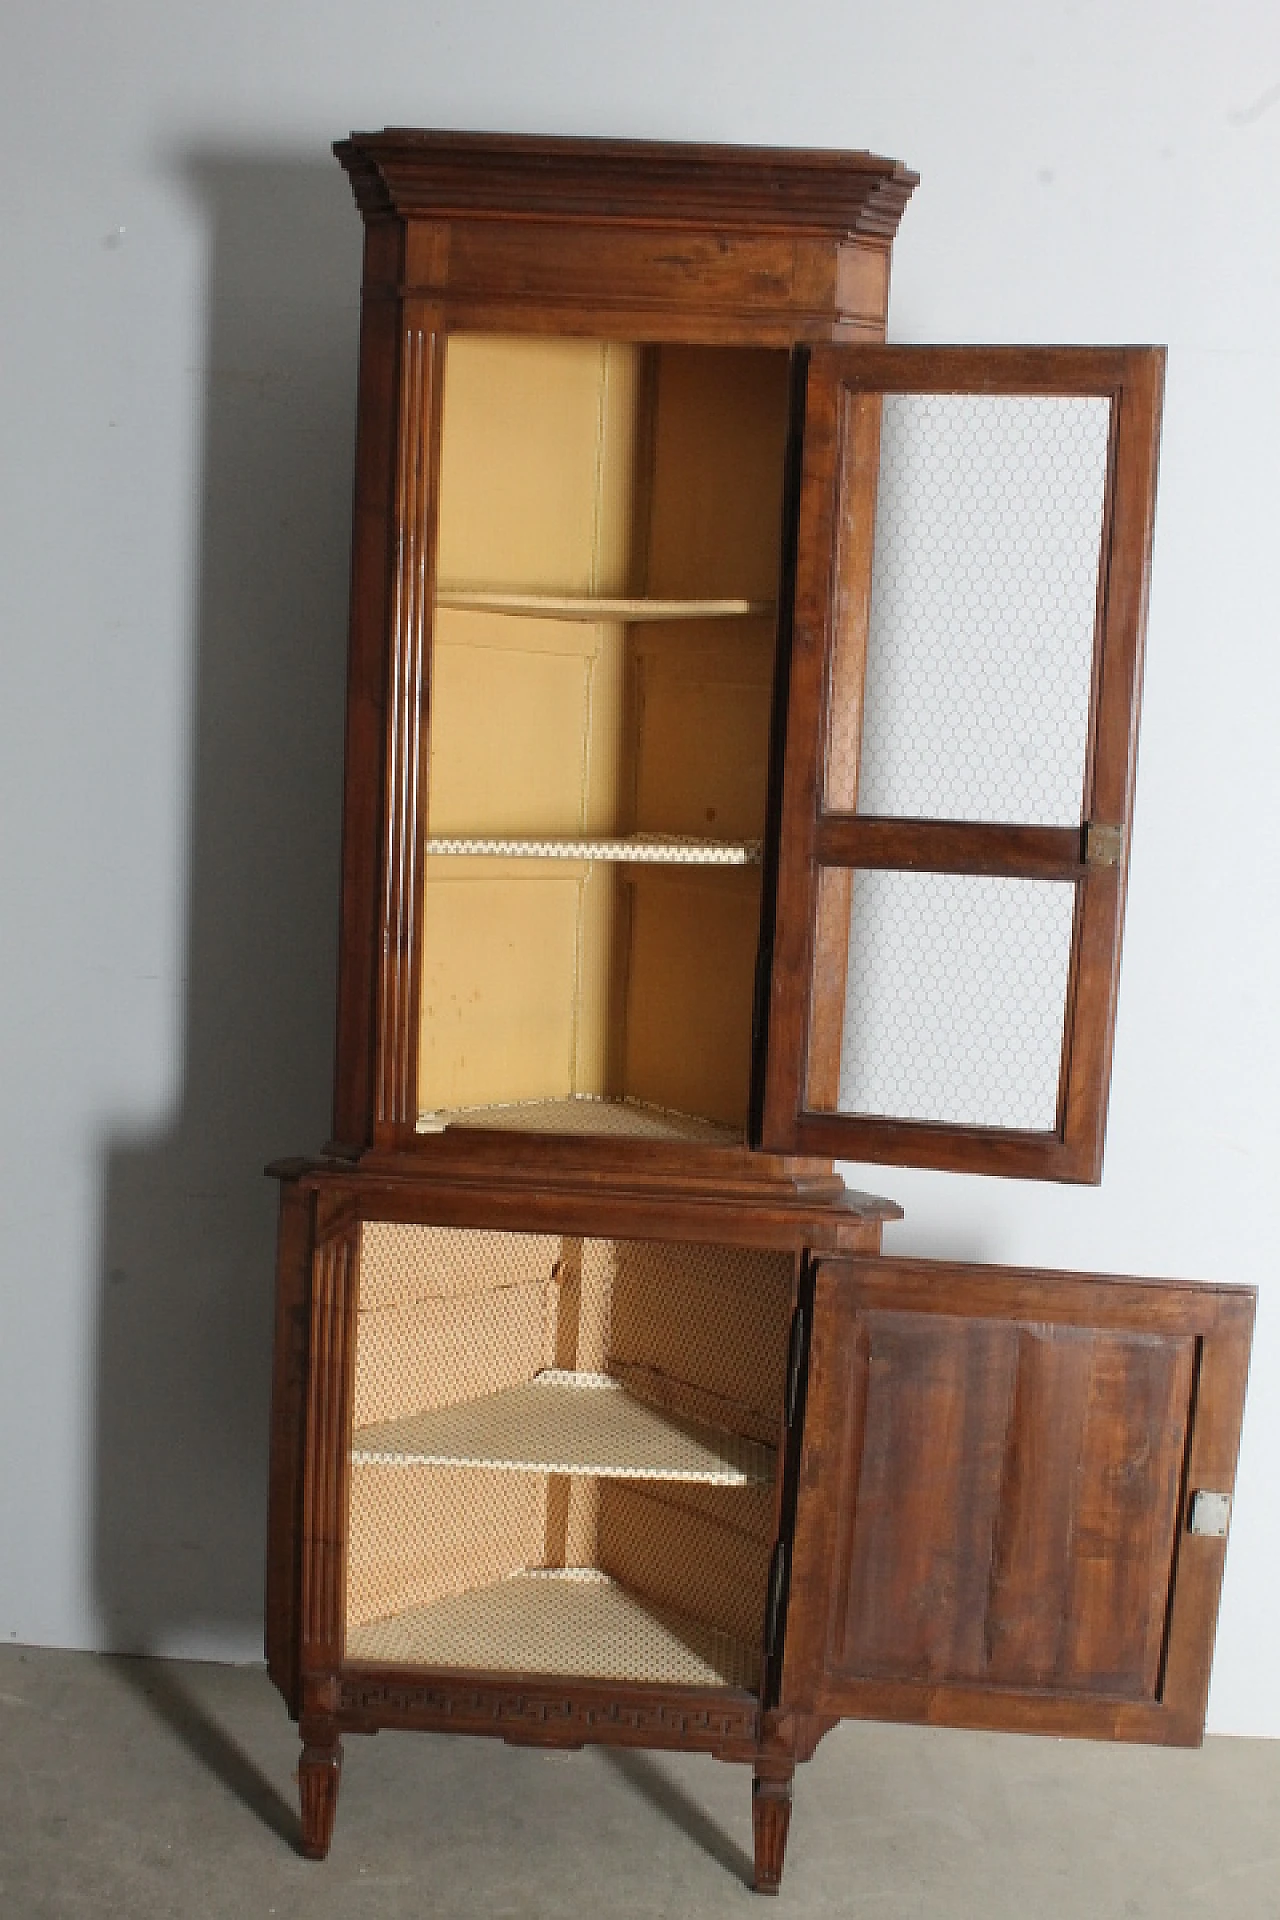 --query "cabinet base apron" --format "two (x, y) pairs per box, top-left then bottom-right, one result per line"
(292, 1676), (807, 1890)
